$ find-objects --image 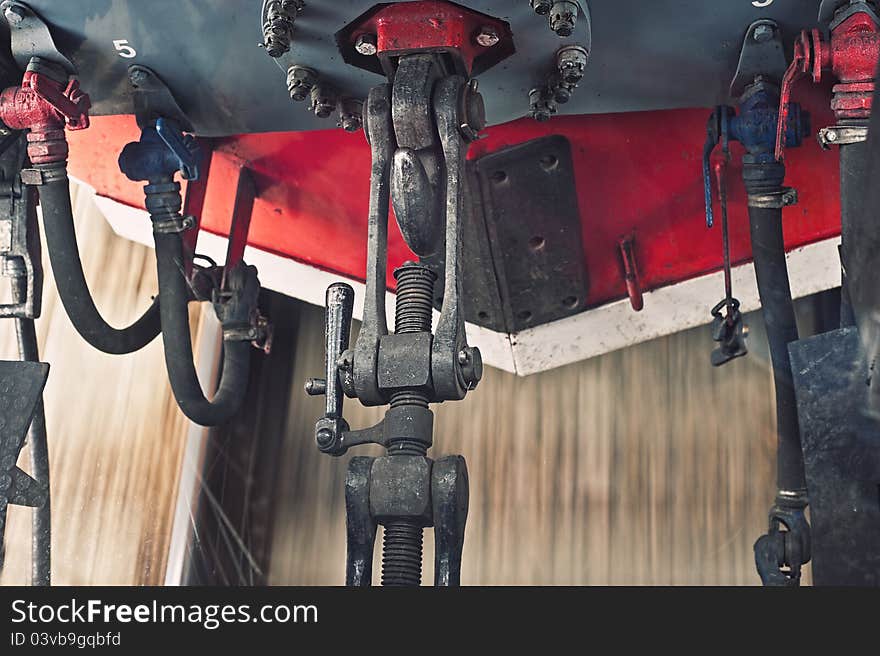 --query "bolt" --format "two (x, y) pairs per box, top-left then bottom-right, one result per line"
(476, 25), (500, 48)
(458, 347), (483, 387)
(338, 98), (364, 132)
(128, 68), (148, 87)
(310, 85), (337, 118)
(552, 79), (575, 104)
(753, 24), (774, 43)
(4, 4), (24, 25)
(460, 79), (486, 141)
(549, 1), (578, 38)
(557, 45), (589, 85)
(531, 0), (553, 15)
(826, 130), (838, 142)
(287, 66), (318, 102)
(316, 428), (335, 449)
(355, 33), (378, 56)
(262, 0), (298, 58)
(529, 87), (557, 122)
